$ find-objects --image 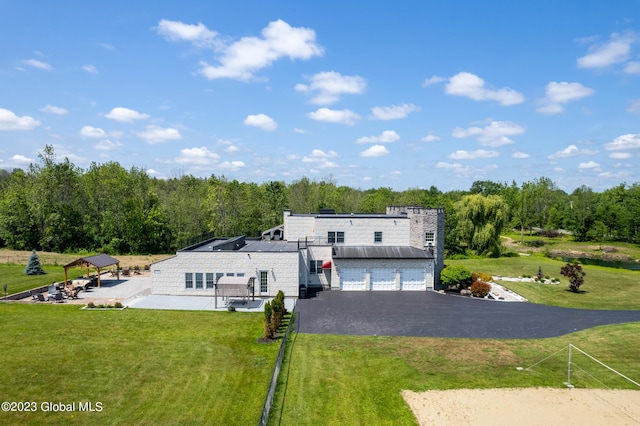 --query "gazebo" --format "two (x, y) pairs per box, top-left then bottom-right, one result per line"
(63, 253), (121, 288)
